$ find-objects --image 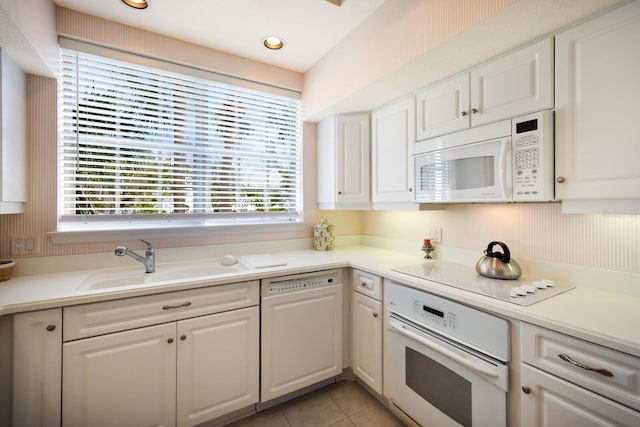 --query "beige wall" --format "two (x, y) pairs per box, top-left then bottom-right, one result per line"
(56, 7), (302, 92)
(361, 206), (640, 274)
(302, 0), (620, 121)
